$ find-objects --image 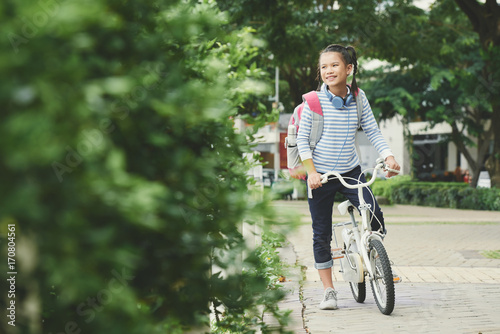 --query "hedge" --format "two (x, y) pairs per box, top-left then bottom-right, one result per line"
(372, 177), (500, 211)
